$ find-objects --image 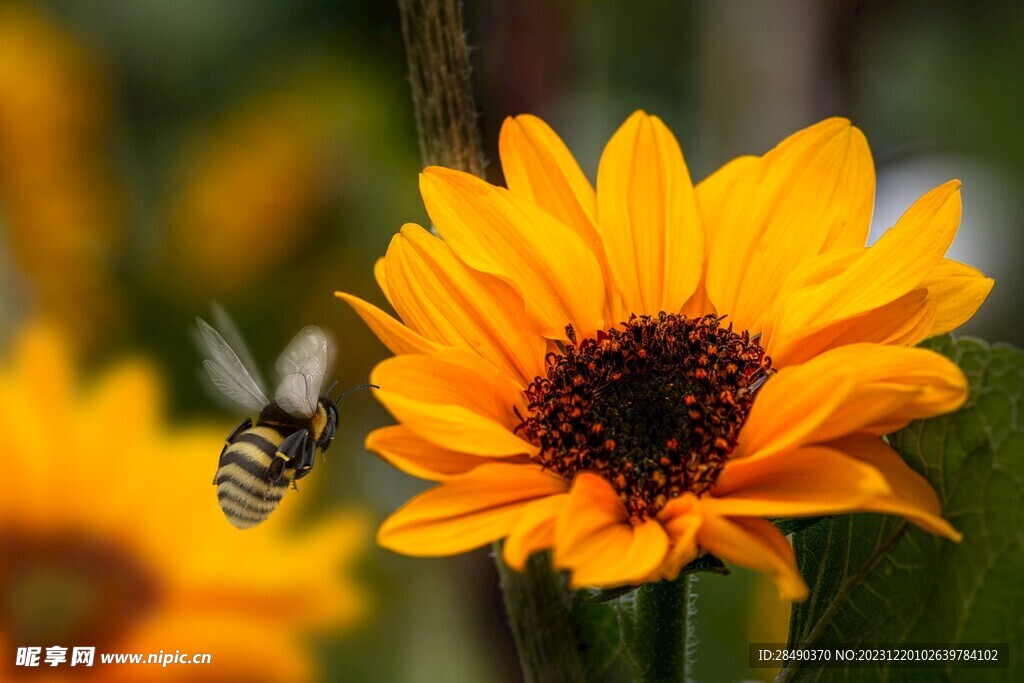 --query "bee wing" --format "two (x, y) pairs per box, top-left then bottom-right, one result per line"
(275, 325), (329, 419)
(196, 316), (270, 412)
(211, 302), (268, 395)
